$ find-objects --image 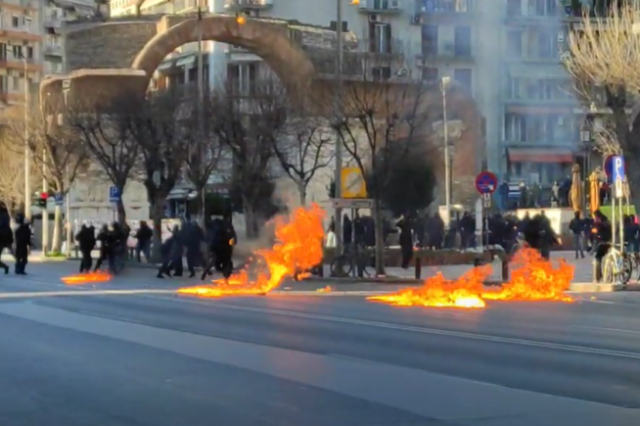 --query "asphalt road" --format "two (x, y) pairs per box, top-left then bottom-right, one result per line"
(0, 264), (639, 425)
